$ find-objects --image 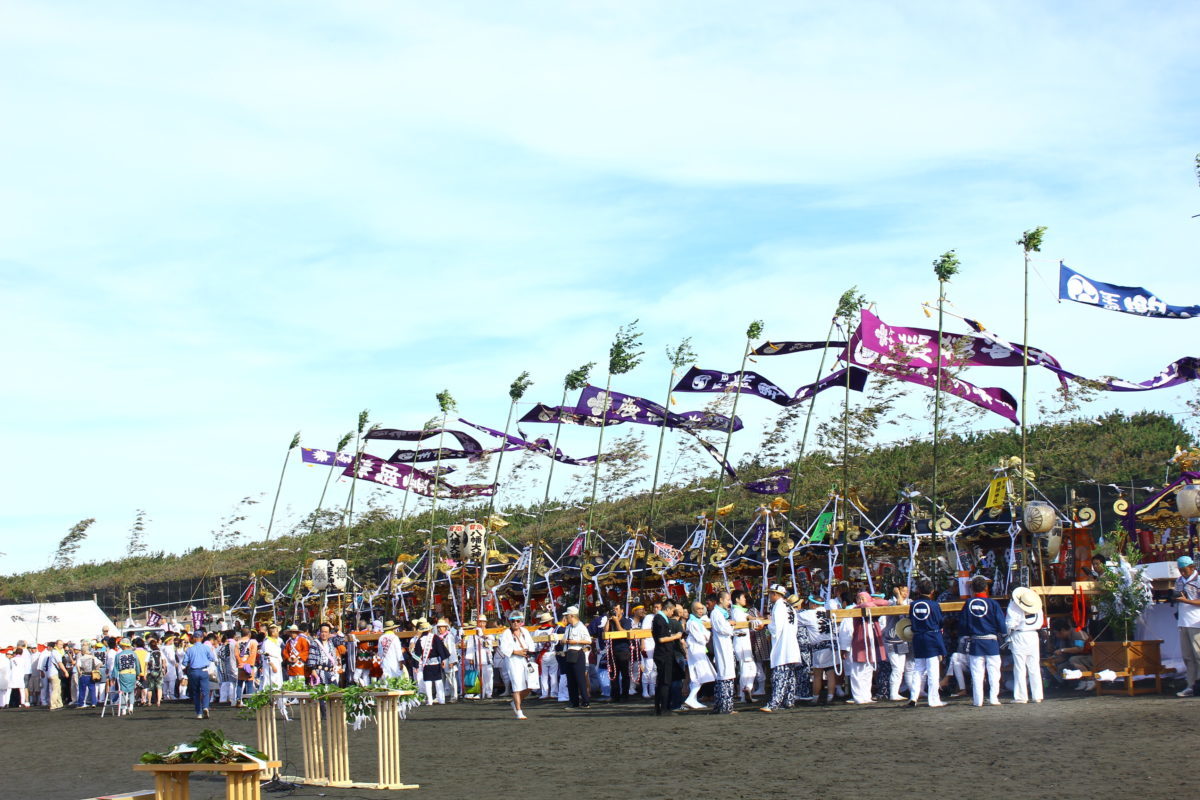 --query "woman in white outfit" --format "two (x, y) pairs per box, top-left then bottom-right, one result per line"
(684, 602), (717, 710)
(730, 590), (758, 703)
(497, 612), (536, 719)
